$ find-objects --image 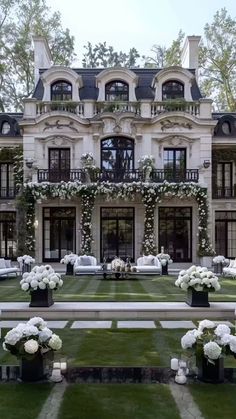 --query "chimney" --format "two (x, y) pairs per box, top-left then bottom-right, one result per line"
(33, 36), (52, 85)
(181, 36), (201, 71)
